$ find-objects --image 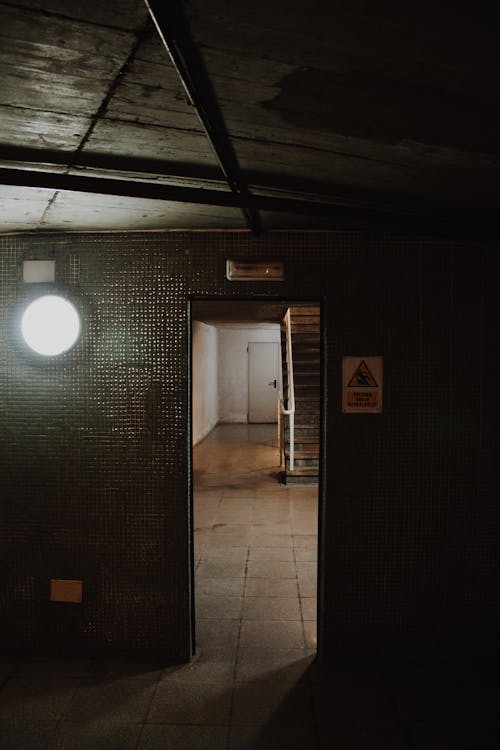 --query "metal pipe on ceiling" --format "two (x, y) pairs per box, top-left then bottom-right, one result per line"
(144, 0), (262, 234)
